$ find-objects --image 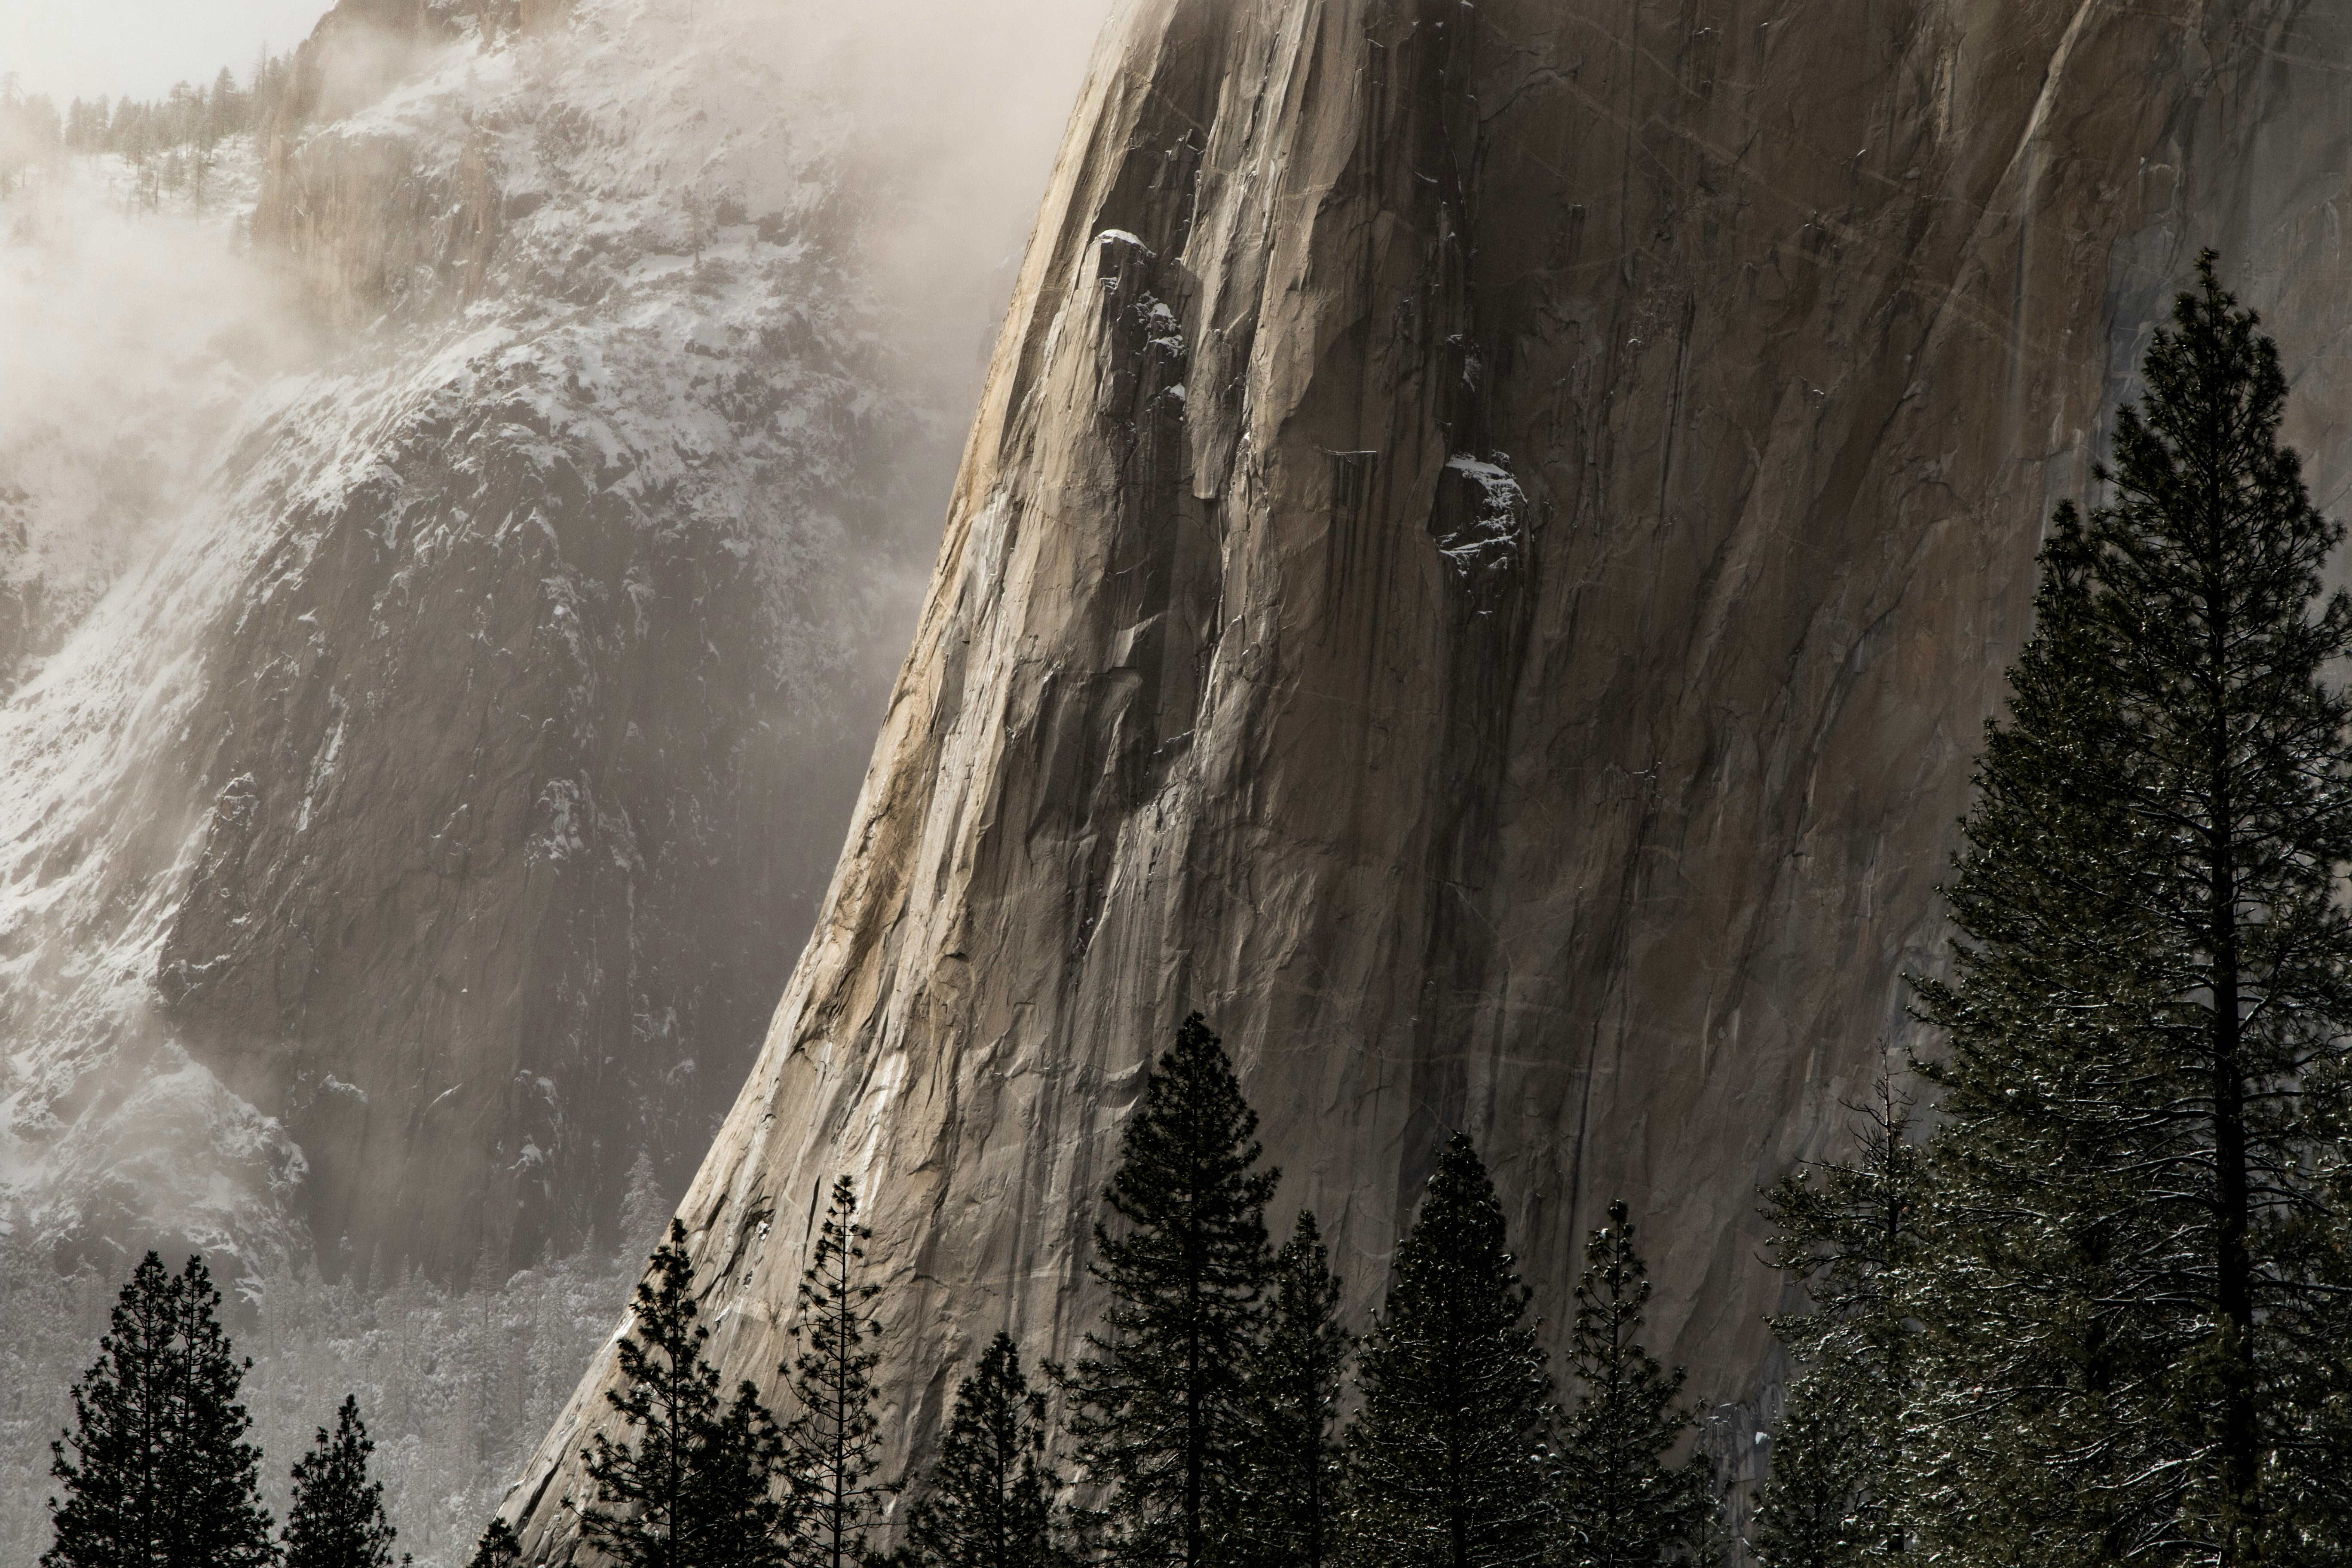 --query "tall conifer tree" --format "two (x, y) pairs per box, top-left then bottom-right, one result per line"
(1060, 1013), (1278, 1568)
(897, 1332), (1064, 1568)
(783, 1176), (888, 1568)
(1752, 1084), (1926, 1567)
(1749, 1389), (1858, 1568)
(1554, 1201), (1711, 1568)
(1909, 252), (2352, 1566)
(43, 1252), (274, 1568)
(1232, 1212), (1350, 1568)
(284, 1395), (402, 1568)
(577, 1219), (791, 1568)
(1342, 1134), (1555, 1568)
